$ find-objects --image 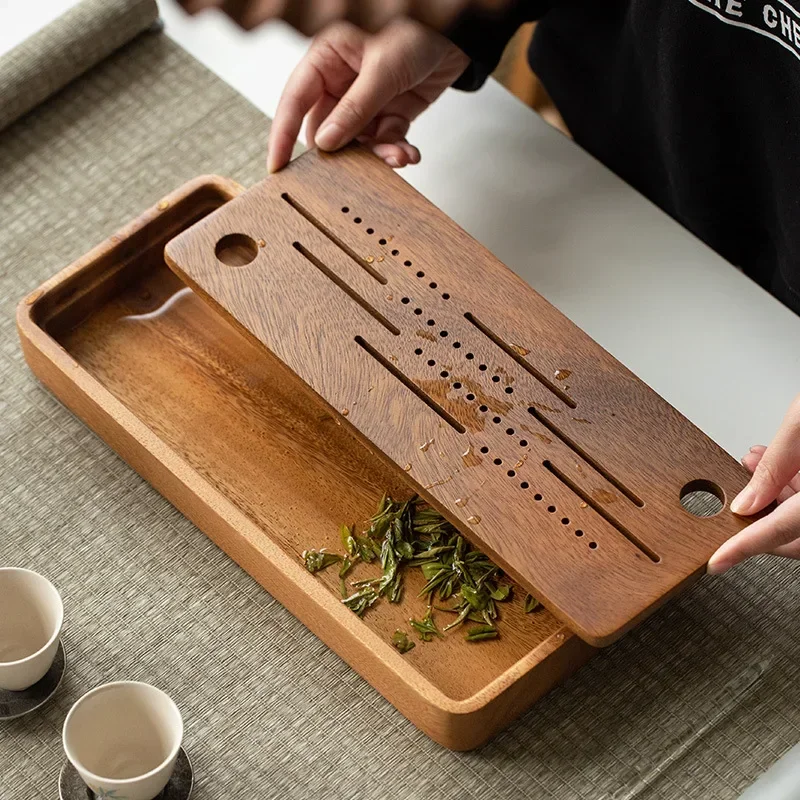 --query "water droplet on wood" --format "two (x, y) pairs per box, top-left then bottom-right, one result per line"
(554, 369), (572, 381)
(157, 200), (170, 210)
(467, 515), (482, 524)
(377, 255), (385, 262)
(258, 239), (266, 248)
(419, 438), (435, 452)
(580, 502), (588, 508)
(404, 463), (412, 471)
(455, 497), (469, 508)
(341, 408), (349, 417)
(592, 489), (617, 504)
(365, 255), (375, 263)
(386, 295), (393, 301)
(573, 418), (591, 424)
(509, 342), (530, 357)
